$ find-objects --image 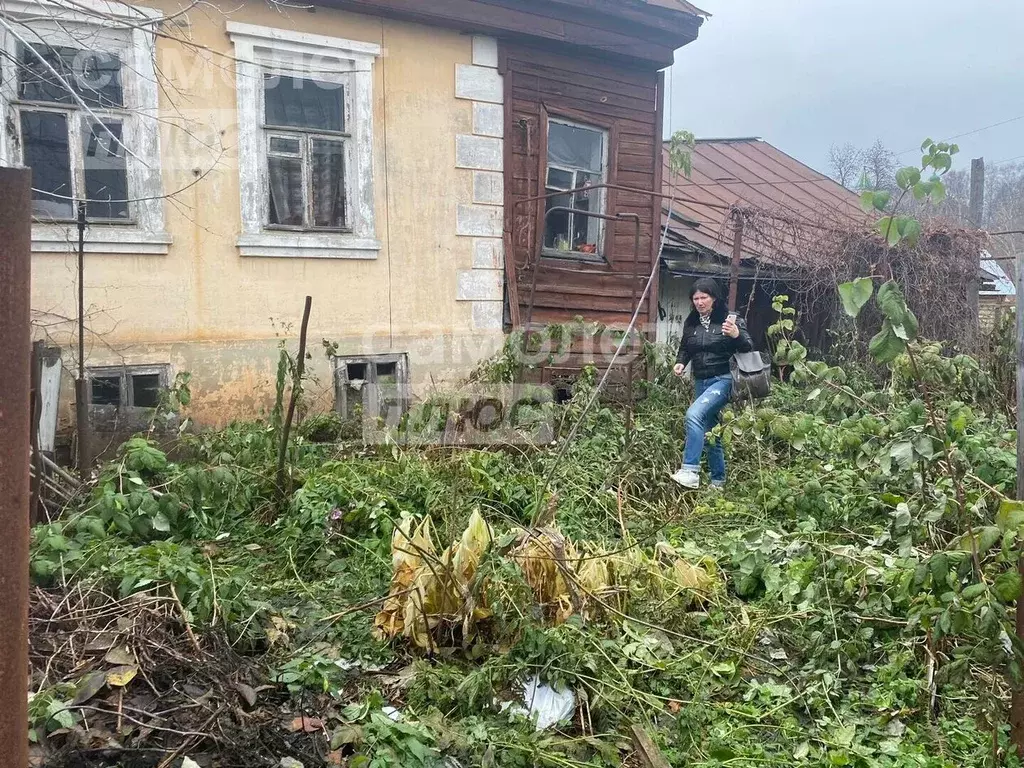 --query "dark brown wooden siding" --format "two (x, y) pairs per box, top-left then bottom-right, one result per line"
(500, 43), (661, 329)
